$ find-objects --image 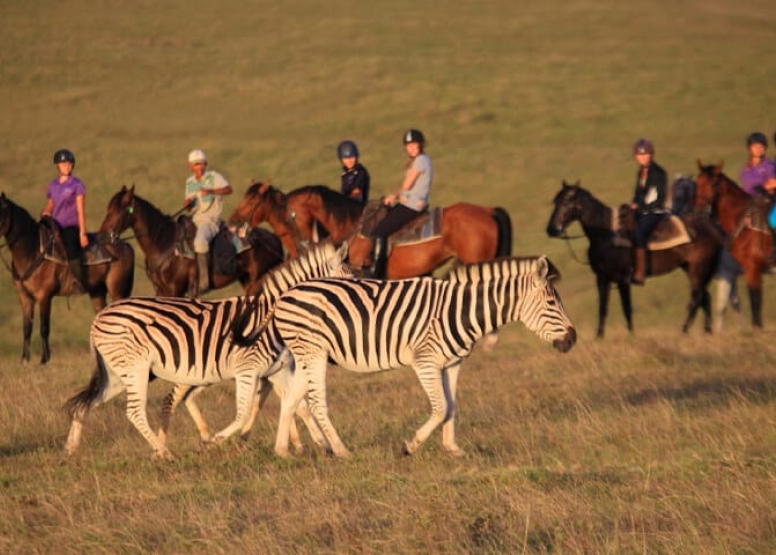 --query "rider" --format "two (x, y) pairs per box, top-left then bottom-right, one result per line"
(338, 140), (370, 205)
(740, 132), (776, 265)
(183, 149), (233, 296)
(365, 129), (433, 278)
(629, 138), (668, 285)
(41, 148), (87, 295)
